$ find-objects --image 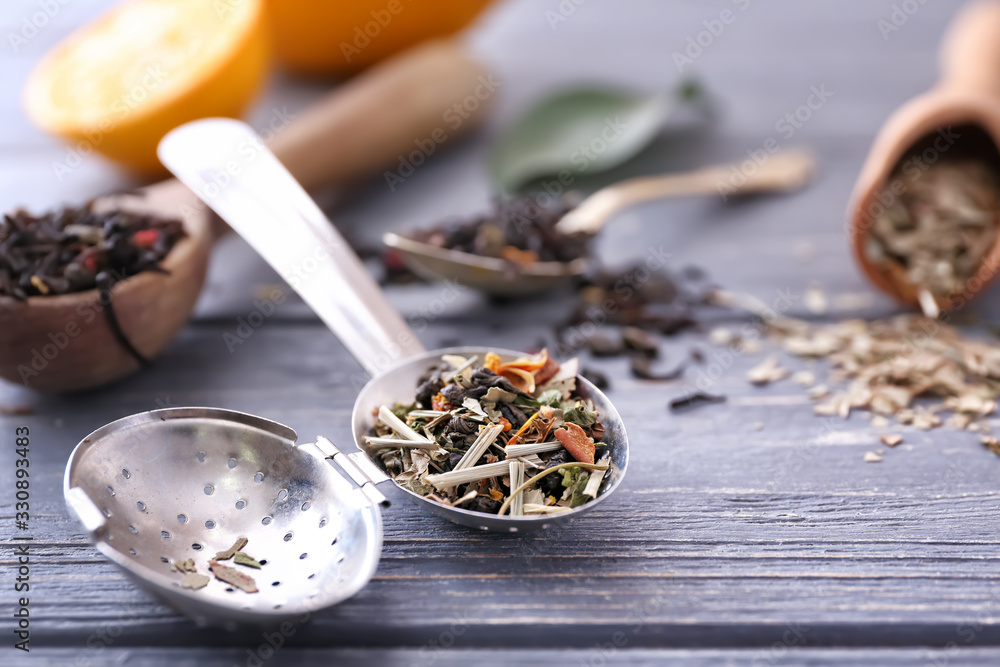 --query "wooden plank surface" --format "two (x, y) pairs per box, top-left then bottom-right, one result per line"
(4, 0), (1000, 665)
